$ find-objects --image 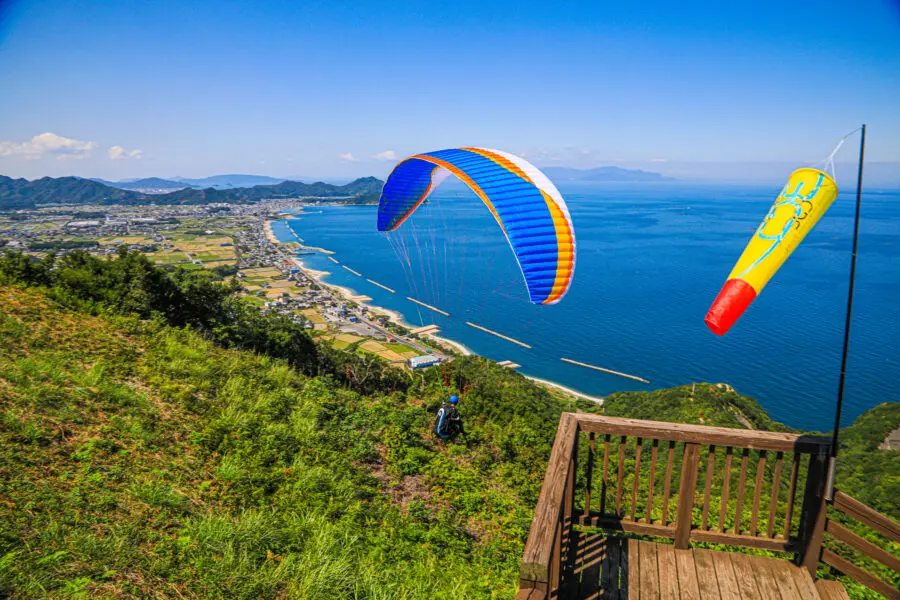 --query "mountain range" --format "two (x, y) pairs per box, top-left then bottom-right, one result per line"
(0, 175), (384, 209)
(0, 166), (672, 210)
(91, 174), (291, 191)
